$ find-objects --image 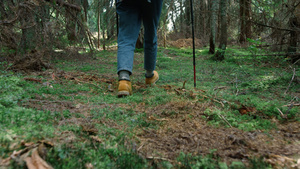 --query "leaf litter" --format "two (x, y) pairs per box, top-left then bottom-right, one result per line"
(14, 70), (300, 168)
(2, 48), (300, 168)
(1, 141), (54, 169)
(135, 101), (300, 167)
